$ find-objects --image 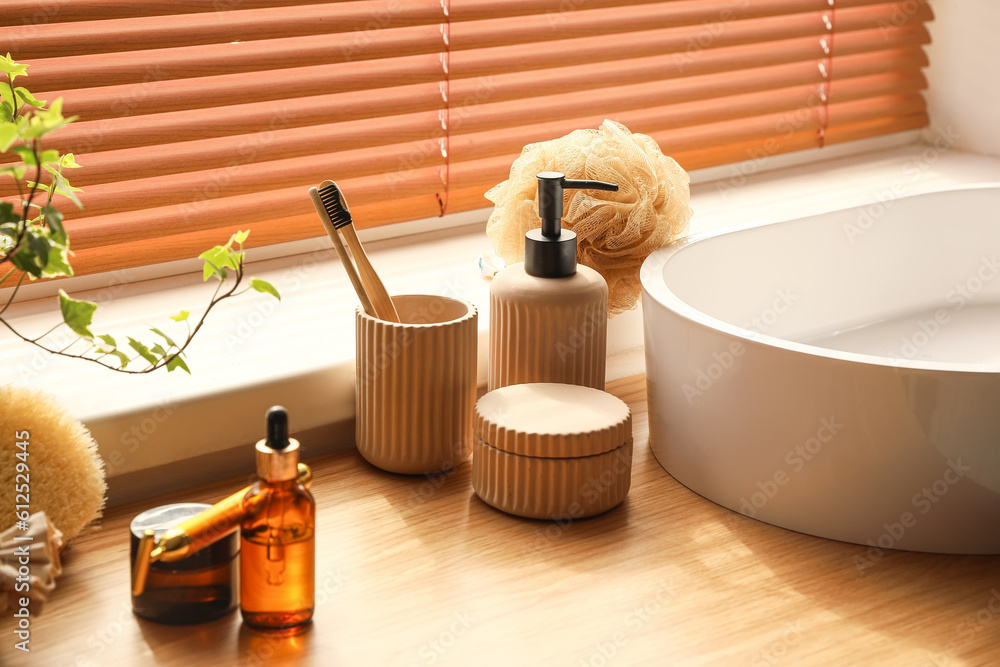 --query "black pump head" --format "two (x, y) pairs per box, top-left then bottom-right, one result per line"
(525, 172), (618, 278)
(265, 406), (290, 451)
